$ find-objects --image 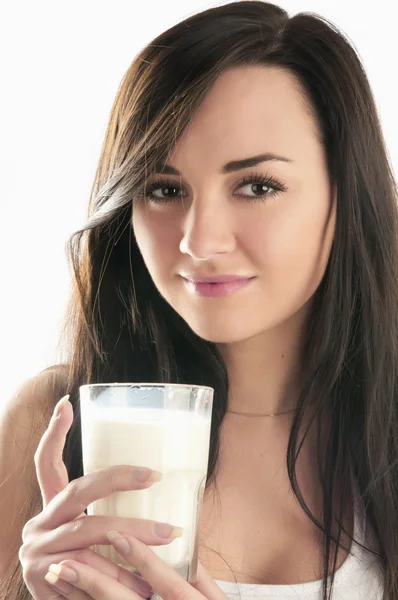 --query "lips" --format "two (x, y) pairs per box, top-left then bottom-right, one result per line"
(181, 276), (255, 298)
(181, 274), (254, 283)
